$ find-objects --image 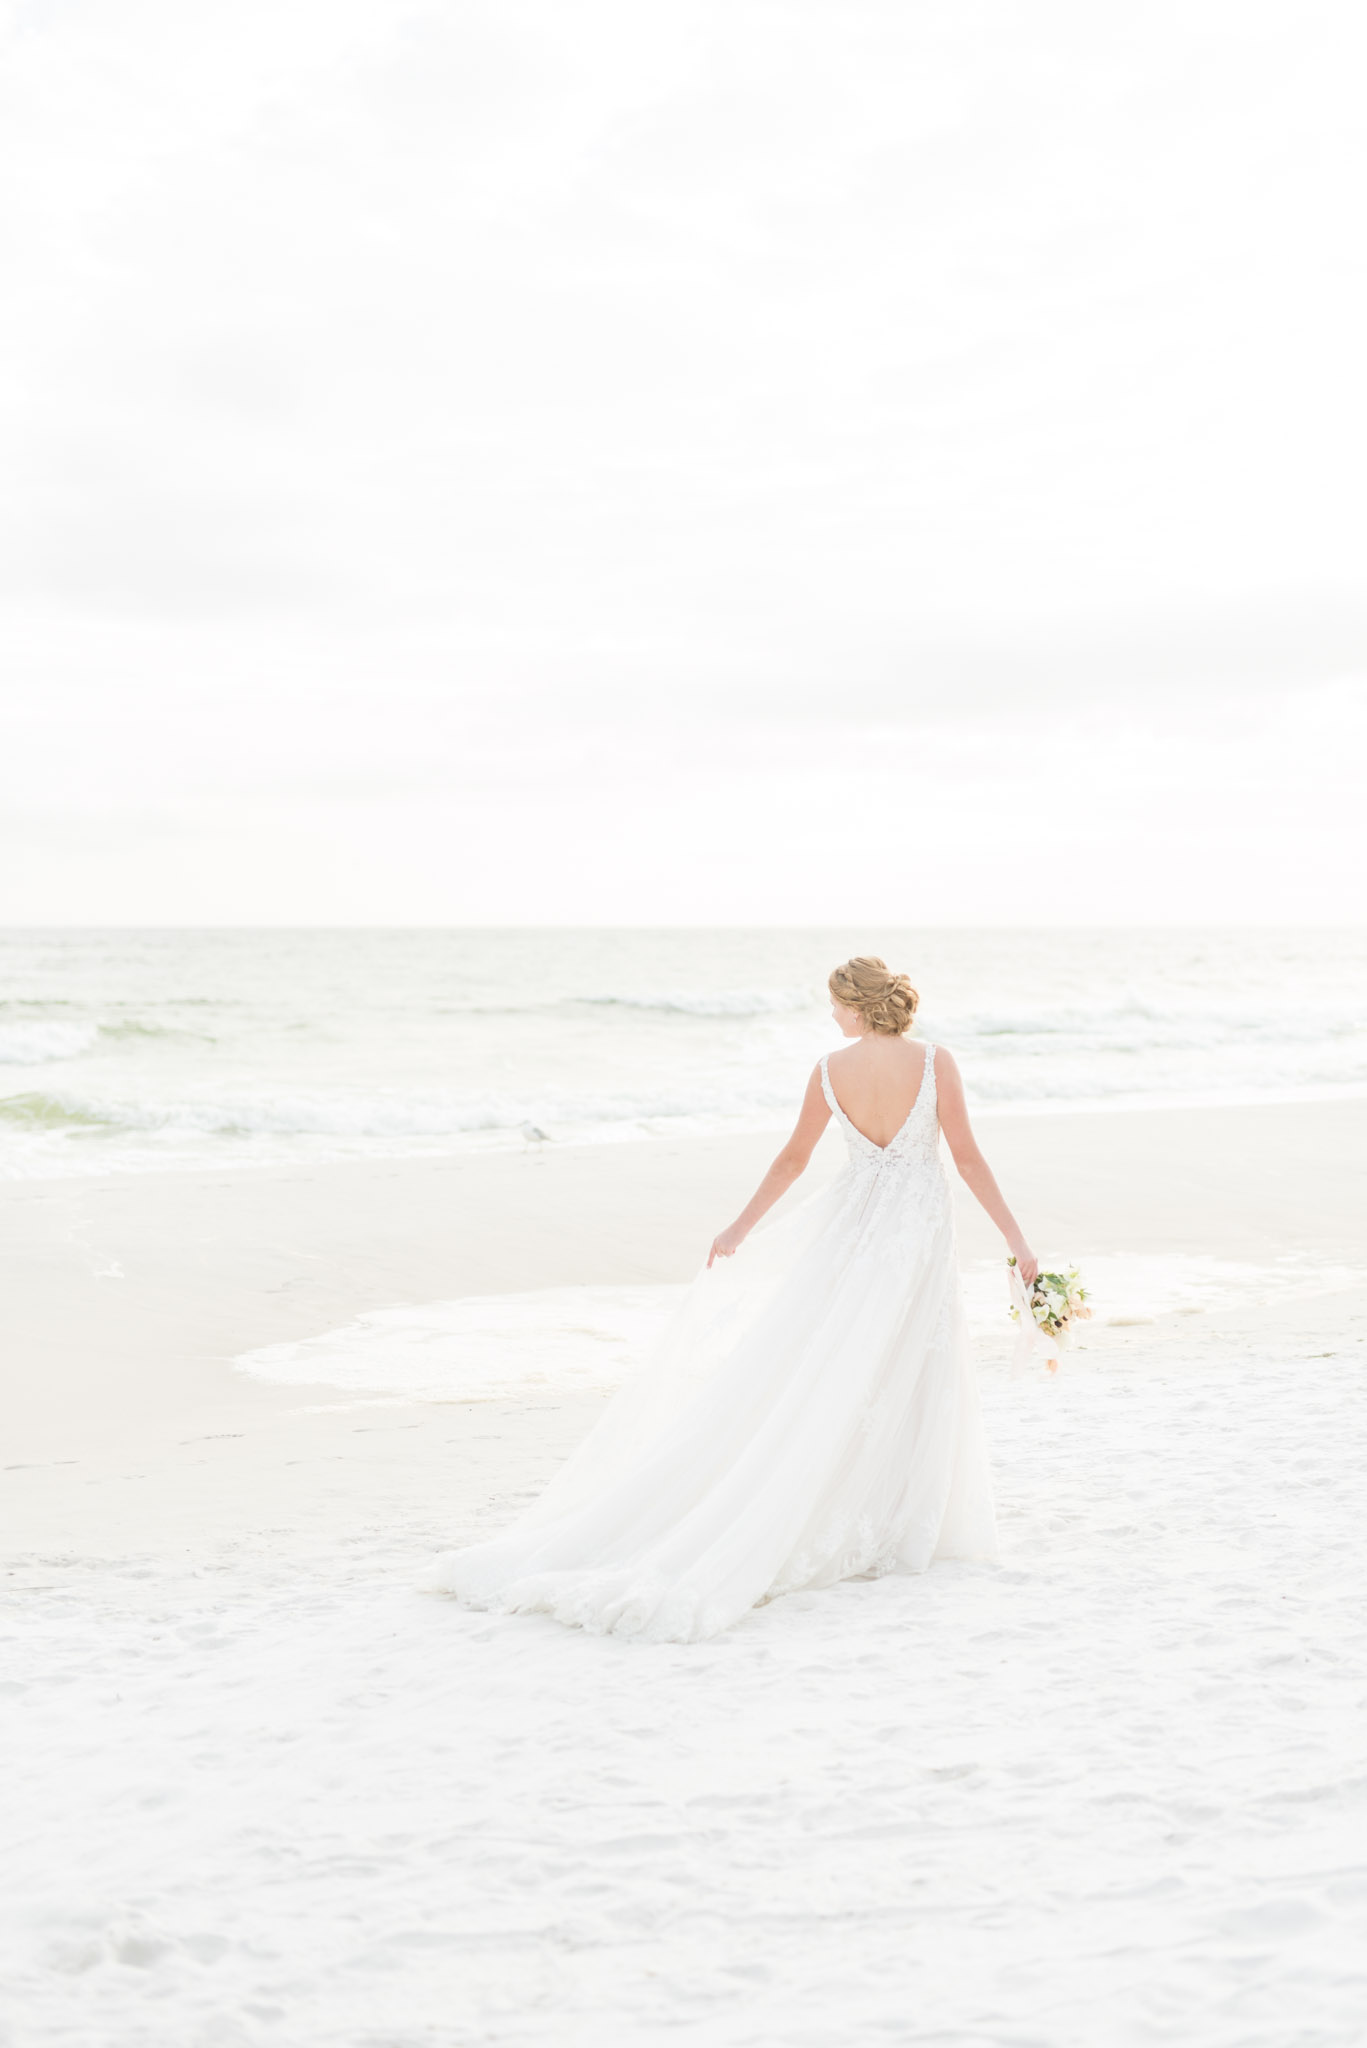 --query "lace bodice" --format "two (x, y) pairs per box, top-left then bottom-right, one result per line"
(817, 1042), (950, 1273)
(819, 1042), (941, 1169)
